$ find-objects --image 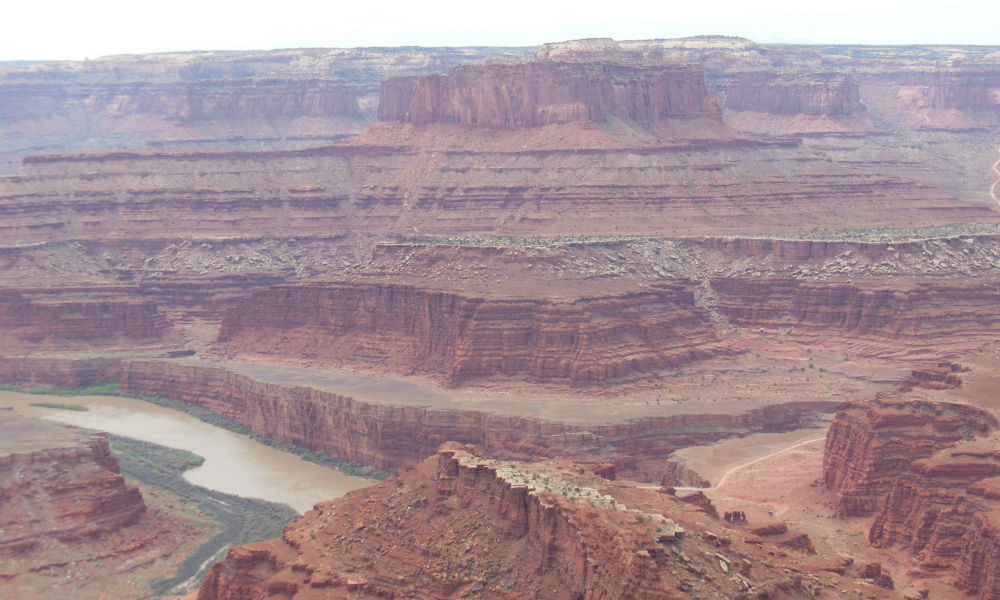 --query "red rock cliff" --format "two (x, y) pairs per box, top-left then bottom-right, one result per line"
(199, 444), (889, 600)
(0, 356), (123, 389)
(378, 61), (720, 128)
(0, 410), (147, 577)
(724, 72), (862, 115)
(0, 287), (167, 351)
(120, 359), (830, 474)
(827, 398), (1000, 600)
(214, 280), (731, 386)
(197, 447), (692, 599)
(823, 395), (999, 517)
(873, 69), (1000, 110)
(712, 277), (1000, 349)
